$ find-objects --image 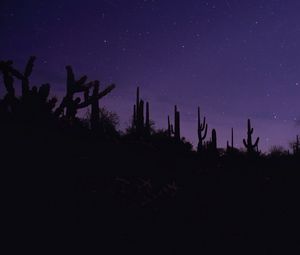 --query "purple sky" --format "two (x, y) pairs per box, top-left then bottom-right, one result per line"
(1, 0), (300, 151)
